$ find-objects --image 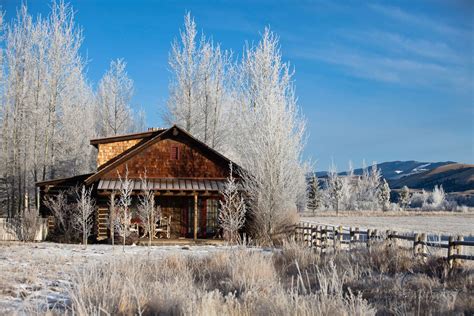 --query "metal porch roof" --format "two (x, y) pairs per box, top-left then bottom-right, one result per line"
(97, 178), (226, 192)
